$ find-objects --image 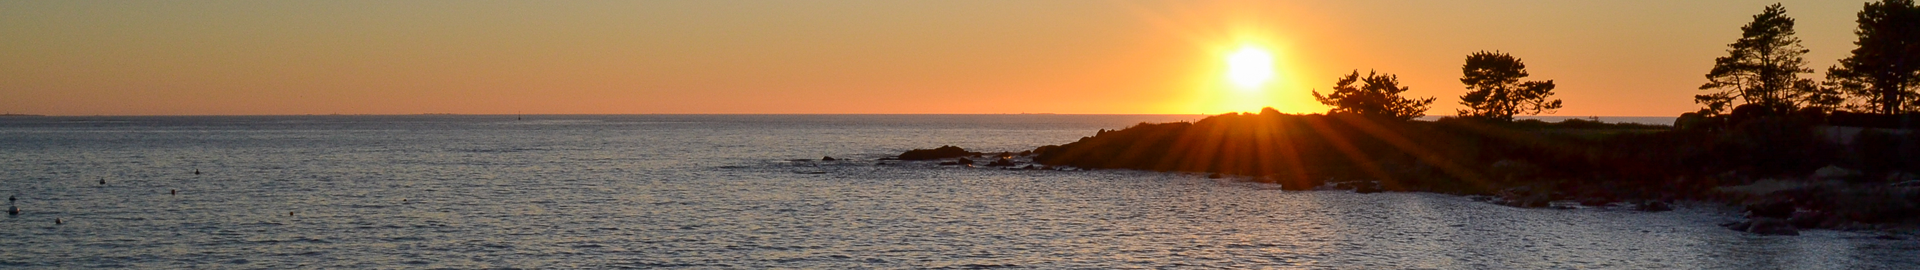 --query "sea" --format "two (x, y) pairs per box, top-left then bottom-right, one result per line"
(1, 114), (1914, 269)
